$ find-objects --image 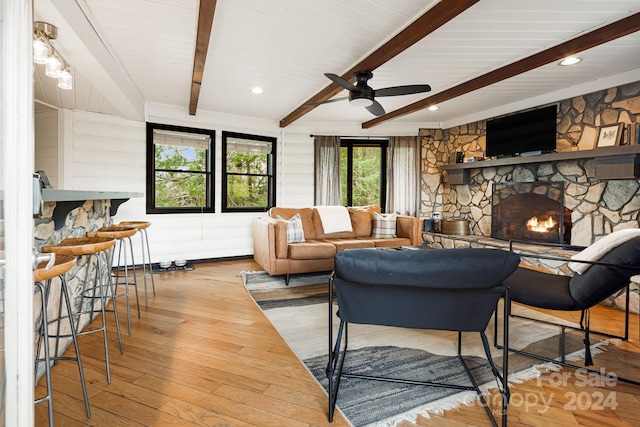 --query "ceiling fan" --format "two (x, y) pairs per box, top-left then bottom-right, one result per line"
(308, 71), (431, 116)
